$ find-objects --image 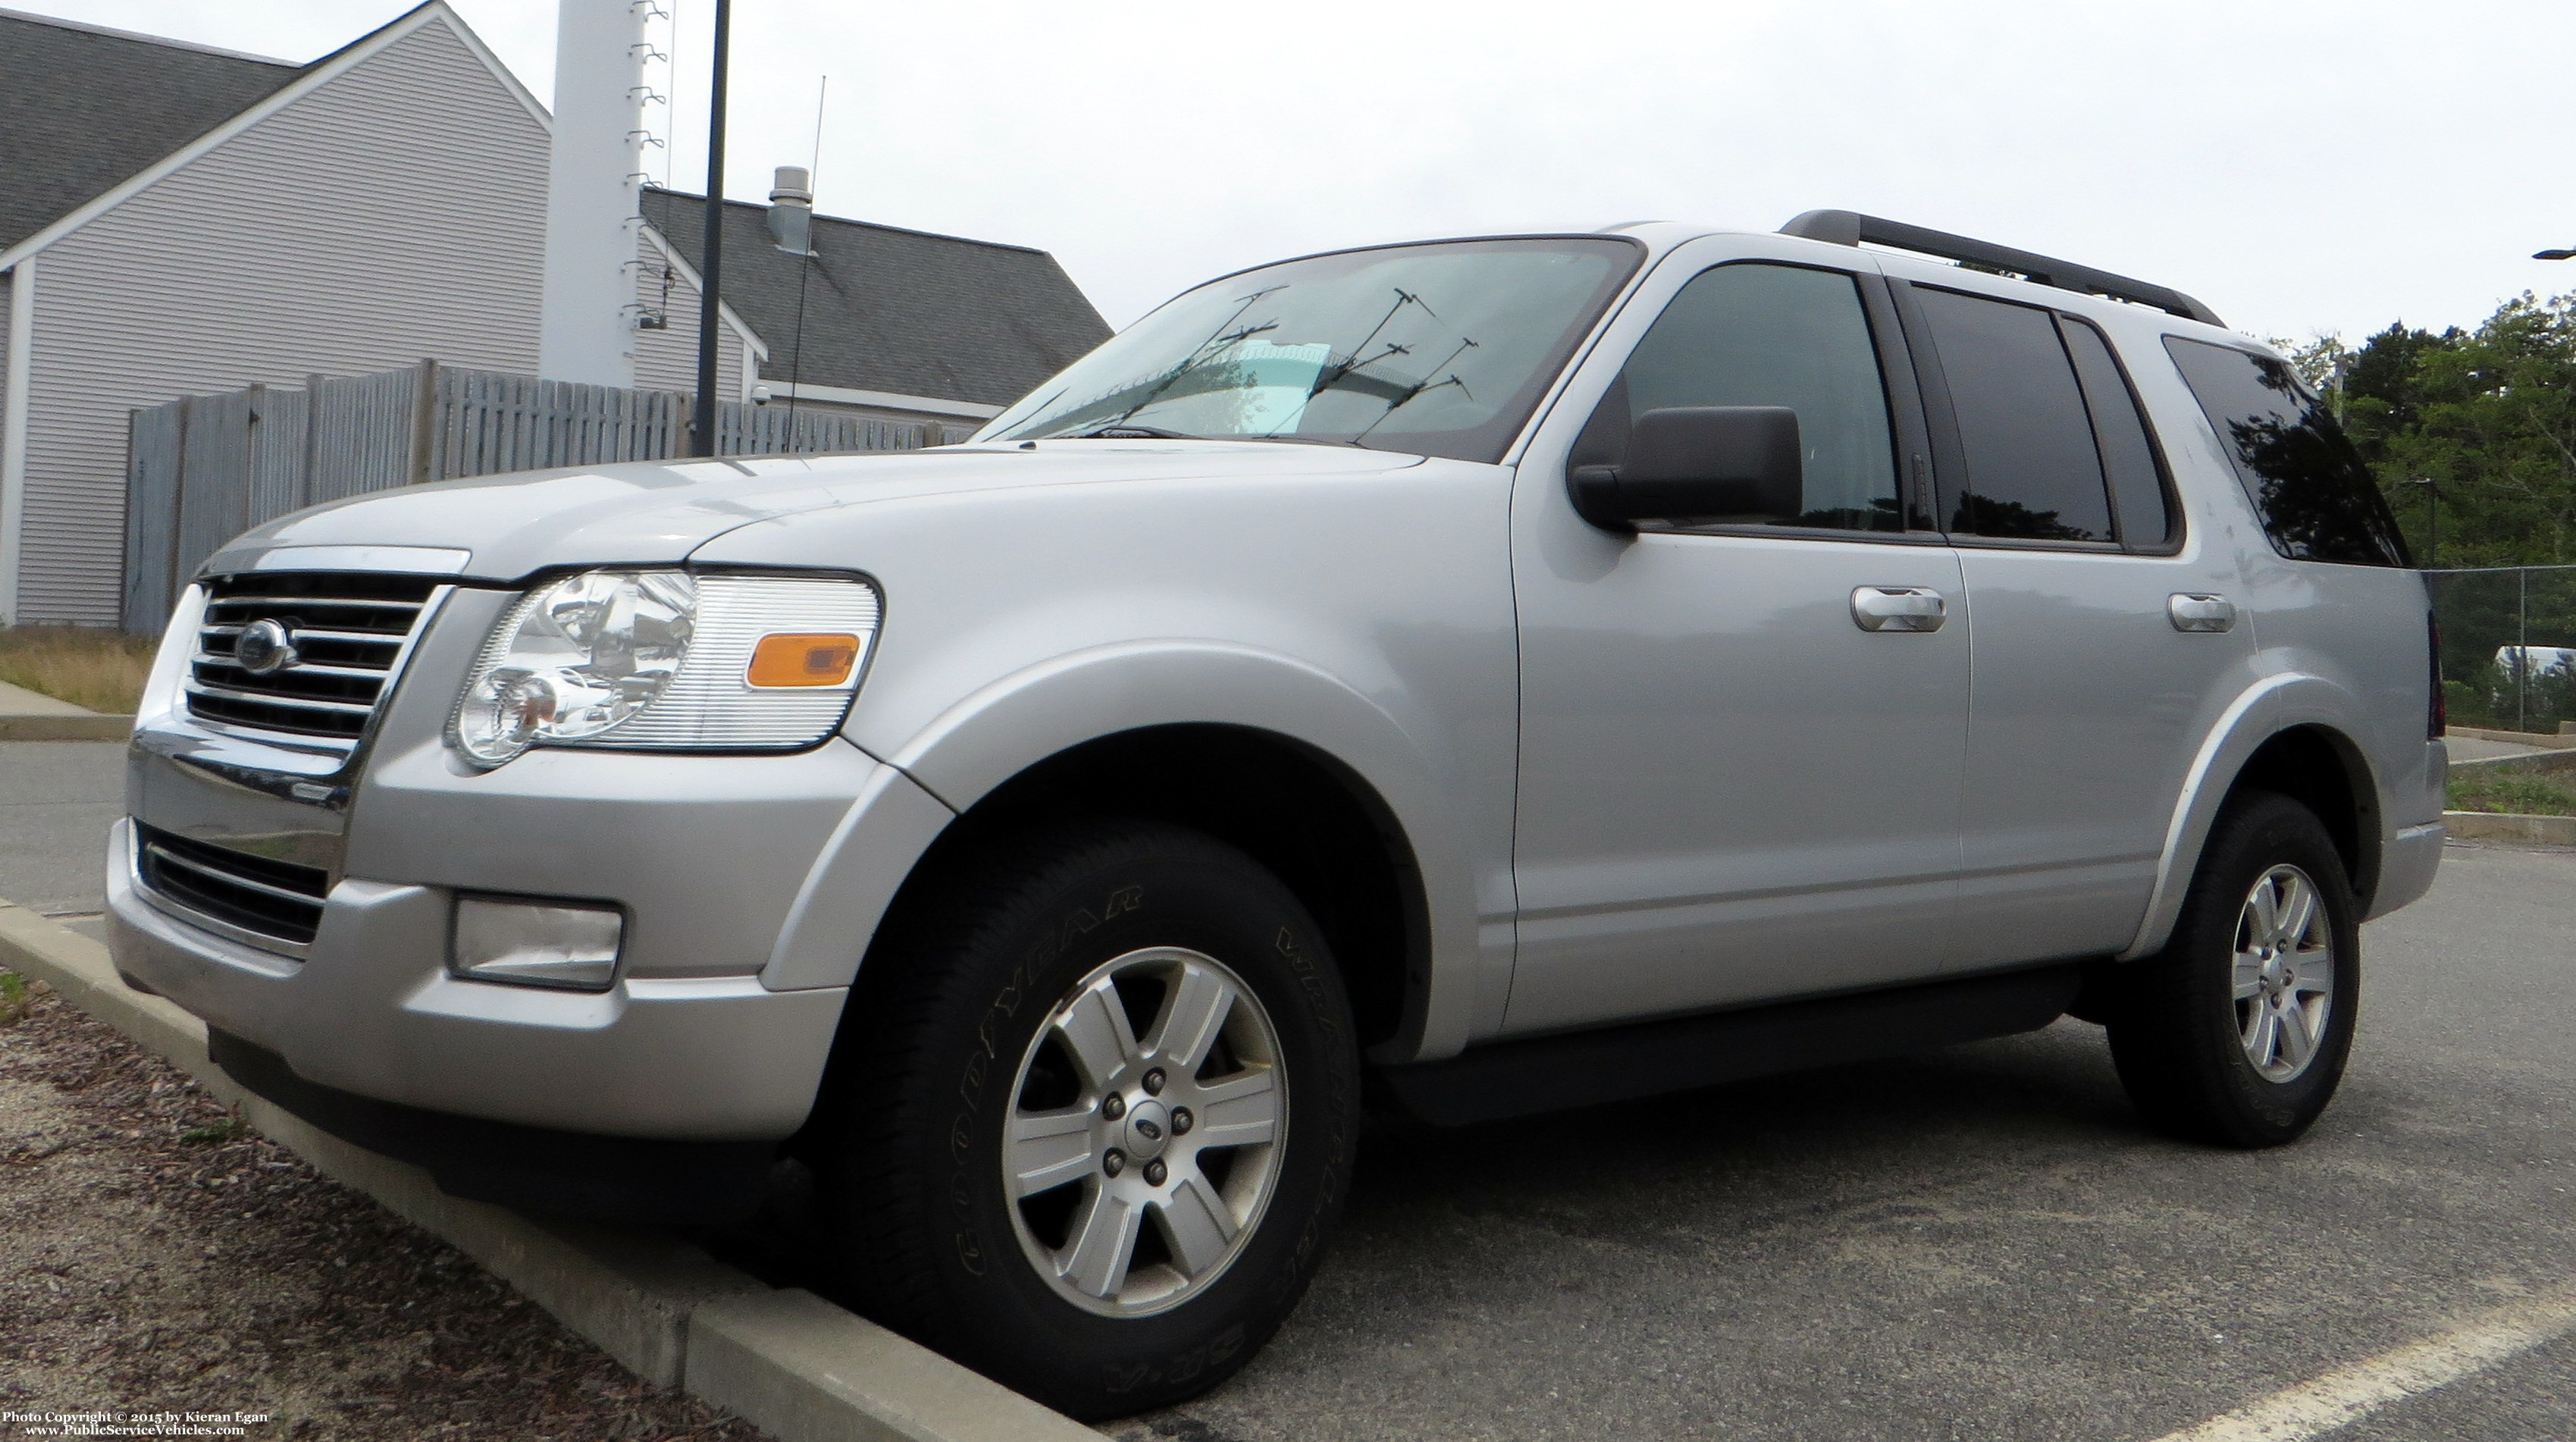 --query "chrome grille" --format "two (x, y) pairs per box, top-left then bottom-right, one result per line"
(186, 572), (440, 742)
(135, 822), (328, 947)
